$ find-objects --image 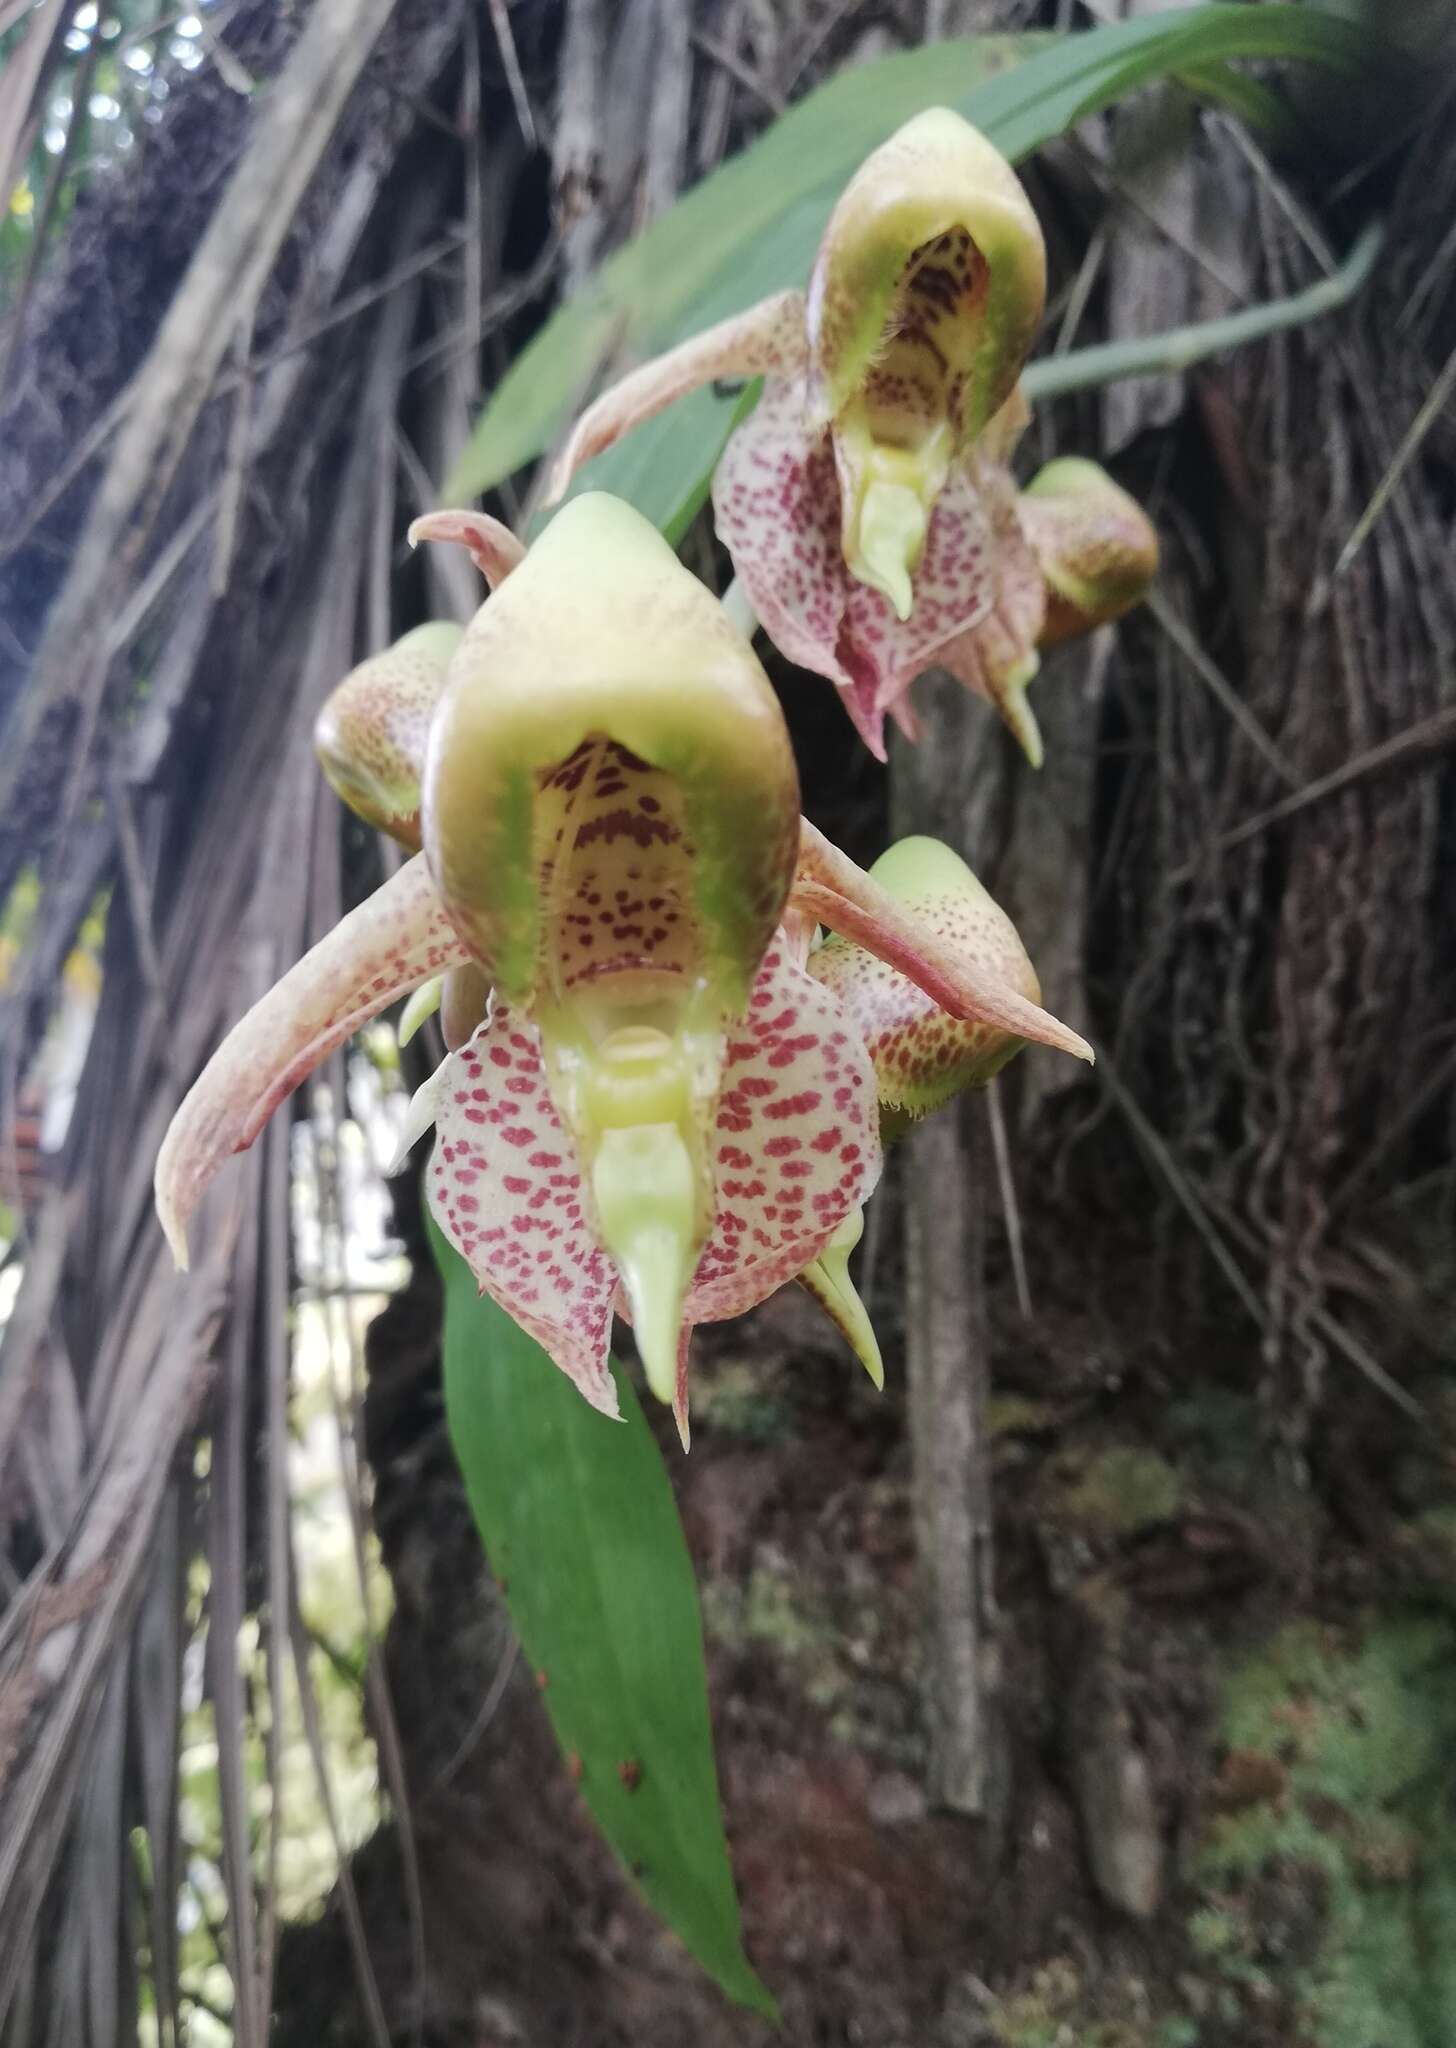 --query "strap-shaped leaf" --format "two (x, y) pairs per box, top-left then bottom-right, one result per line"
(446, 7), (1378, 515)
(431, 1215), (775, 2017)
